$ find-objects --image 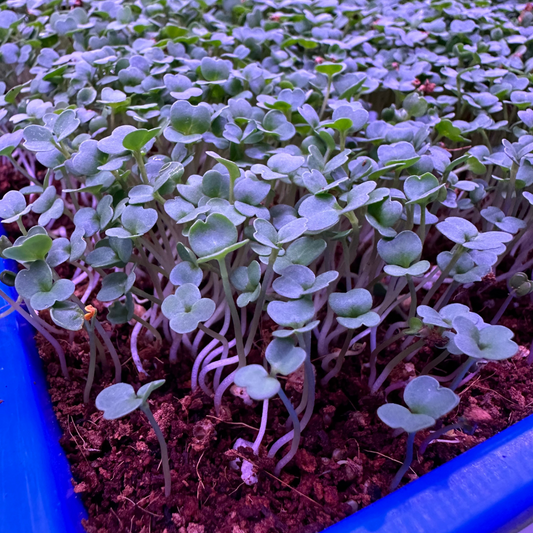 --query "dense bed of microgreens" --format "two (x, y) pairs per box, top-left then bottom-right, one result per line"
(1, 0), (533, 497)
